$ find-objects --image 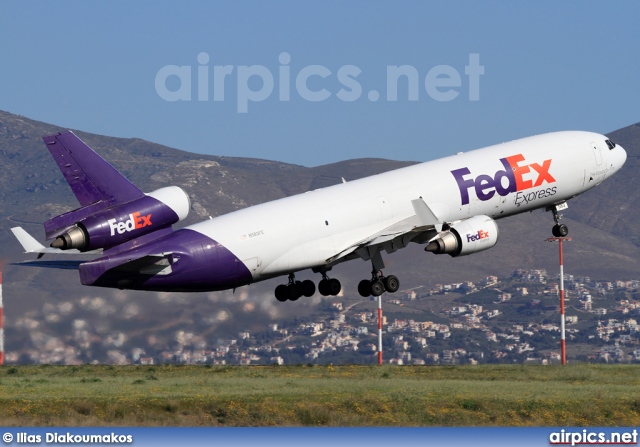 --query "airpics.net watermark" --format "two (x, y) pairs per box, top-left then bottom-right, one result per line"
(155, 52), (484, 113)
